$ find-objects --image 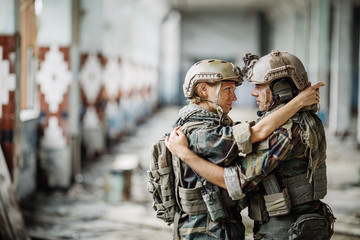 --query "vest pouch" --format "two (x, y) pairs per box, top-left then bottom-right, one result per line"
(148, 139), (177, 225)
(201, 181), (227, 222)
(288, 213), (329, 240)
(247, 191), (269, 222)
(320, 202), (336, 239)
(264, 188), (291, 217)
